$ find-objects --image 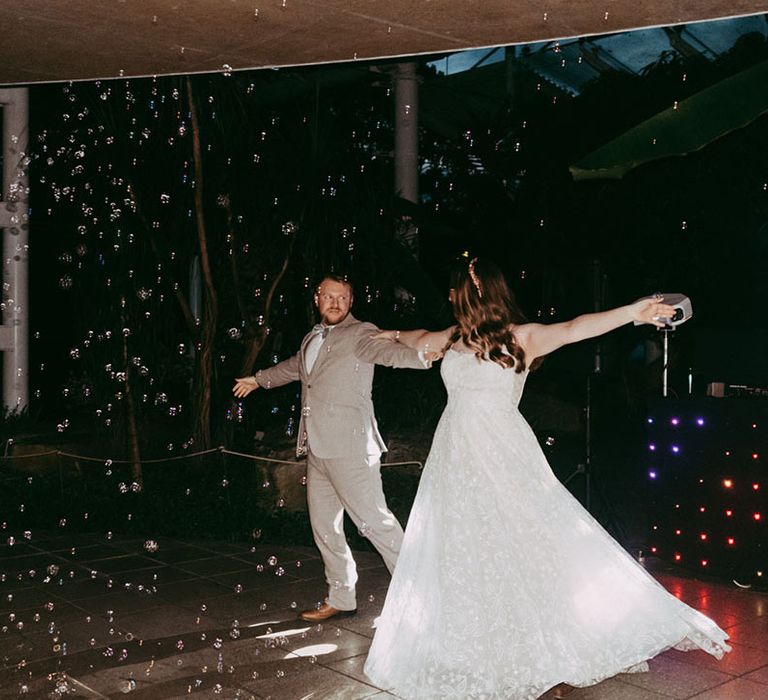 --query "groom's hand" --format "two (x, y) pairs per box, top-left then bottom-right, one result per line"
(233, 376), (259, 399)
